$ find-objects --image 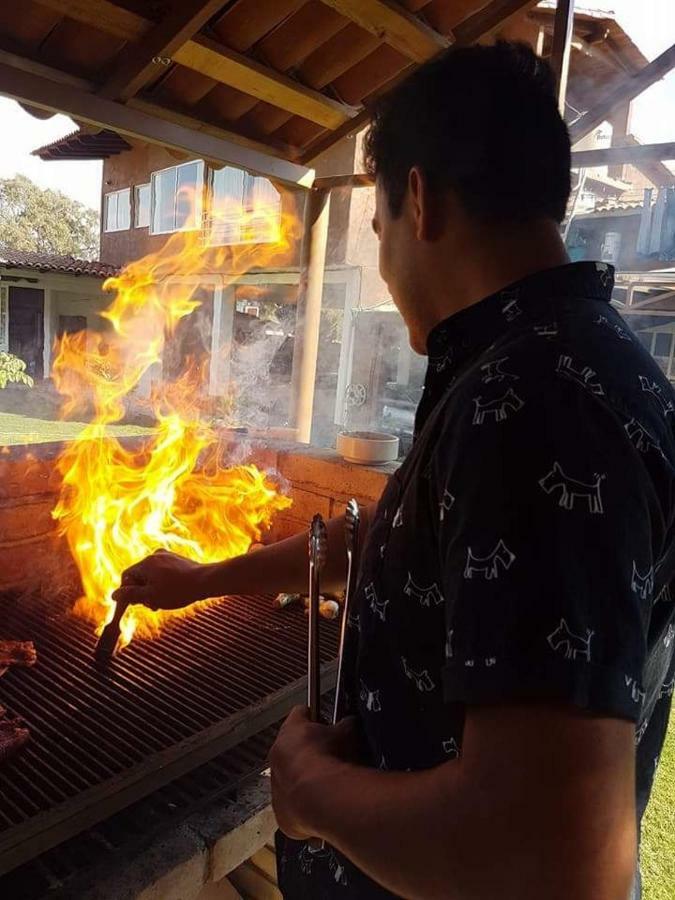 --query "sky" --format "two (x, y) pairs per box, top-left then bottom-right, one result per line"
(0, 0), (673, 215)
